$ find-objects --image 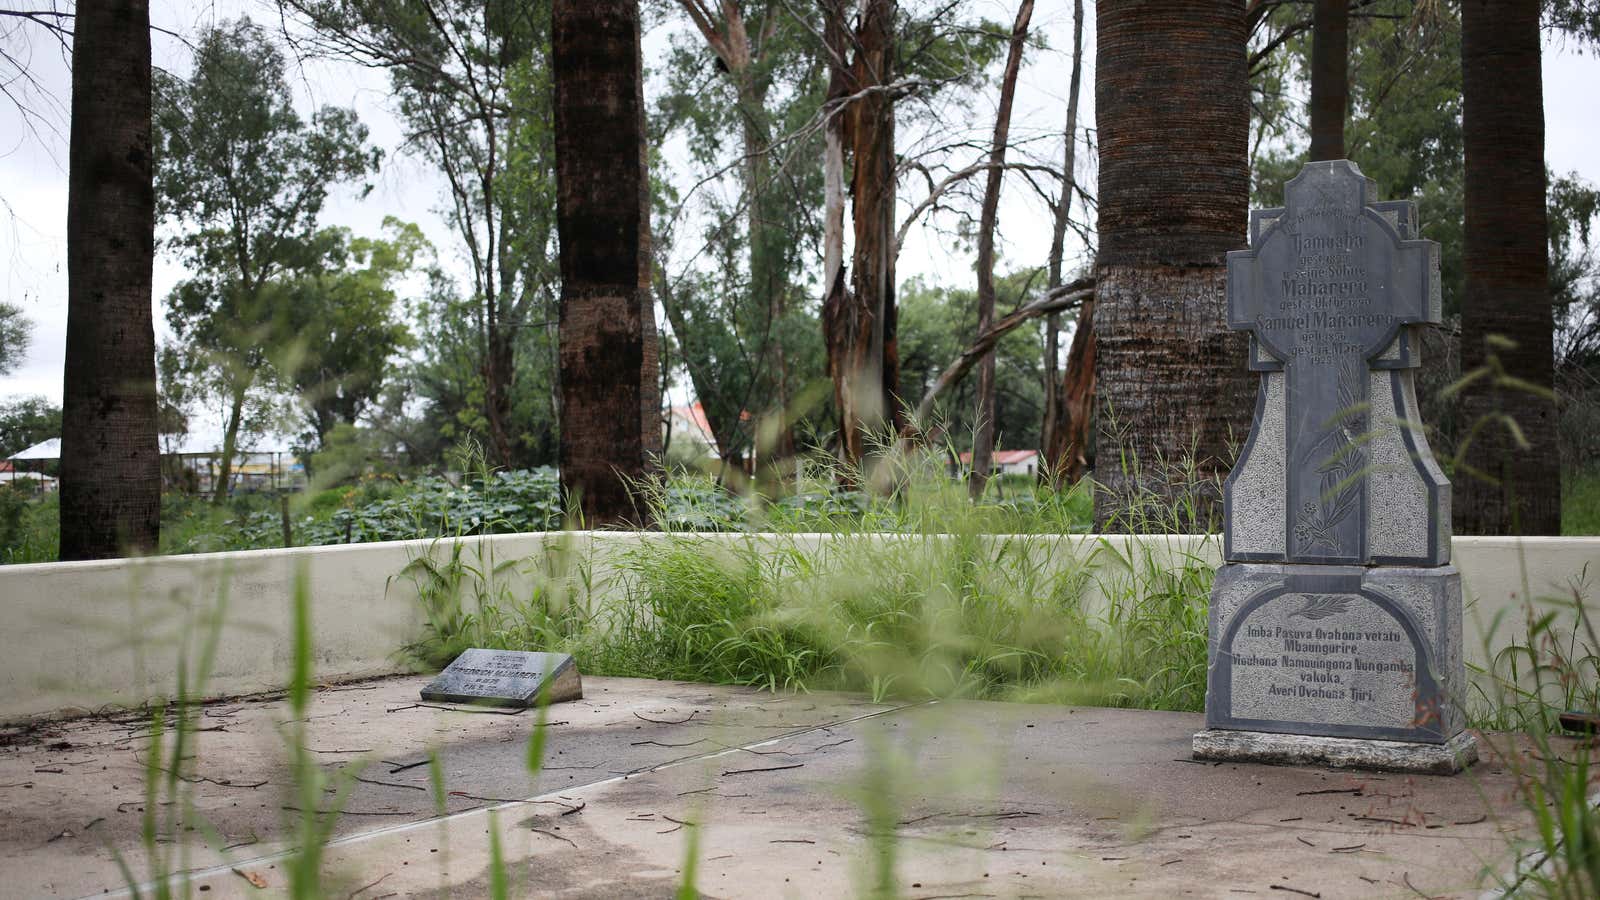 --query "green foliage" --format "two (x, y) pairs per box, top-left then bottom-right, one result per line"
(275, 221), (421, 450)
(401, 452), (1203, 711)
(154, 17), (382, 486)
(1472, 574), (1600, 898)
(0, 486), (55, 563)
(305, 470), (565, 546)
(0, 301), (29, 375)
(1552, 175), (1600, 424)
(1251, 3), (1467, 315)
(283, 0), (561, 468)
(0, 484), (30, 558)
(650, 2), (1014, 460)
(1546, 0), (1600, 45)
(0, 395), (59, 457)
(1564, 468), (1600, 536)
(898, 272), (1055, 452)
